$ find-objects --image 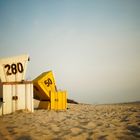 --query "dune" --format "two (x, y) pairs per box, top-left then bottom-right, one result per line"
(0, 101), (140, 140)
